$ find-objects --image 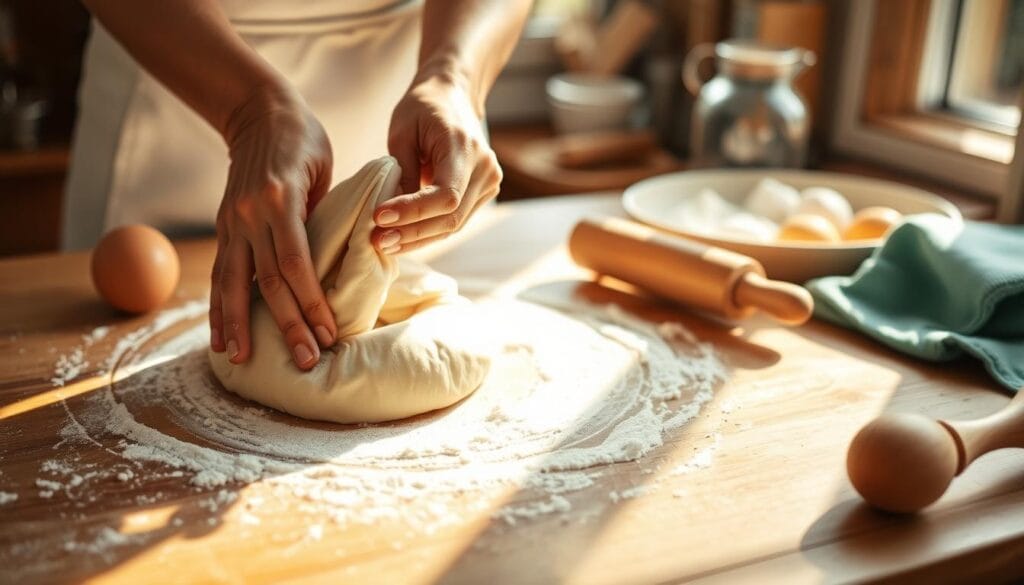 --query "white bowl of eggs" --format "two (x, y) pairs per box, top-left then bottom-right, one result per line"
(622, 169), (962, 283)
